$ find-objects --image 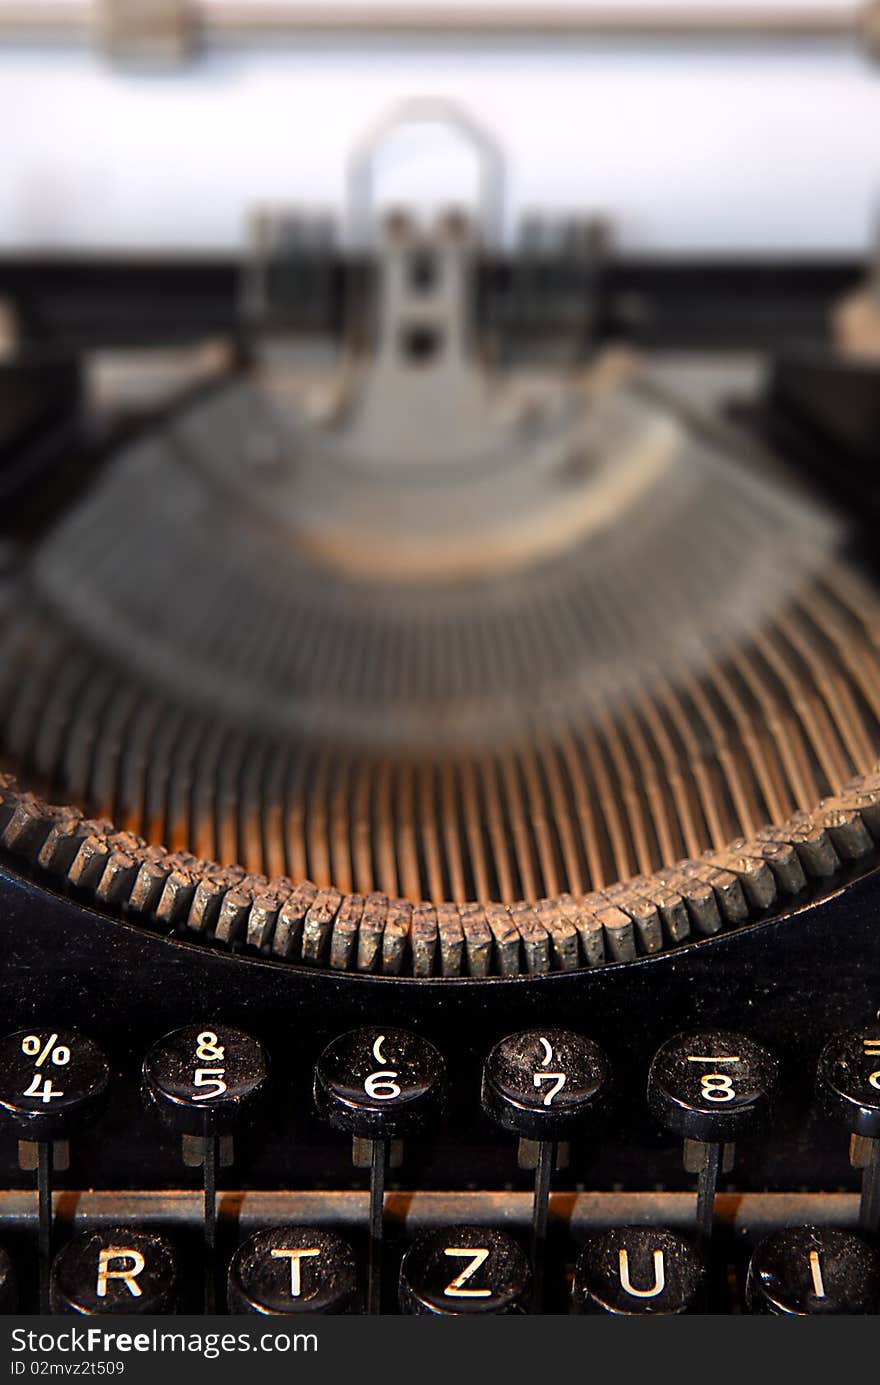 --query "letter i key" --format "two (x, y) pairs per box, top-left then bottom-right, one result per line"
(142, 1025), (269, 1311)
(0, 1029), (109, 1312)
